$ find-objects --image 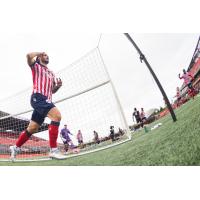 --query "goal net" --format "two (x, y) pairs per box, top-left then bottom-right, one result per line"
(0, 48), (130, 161)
